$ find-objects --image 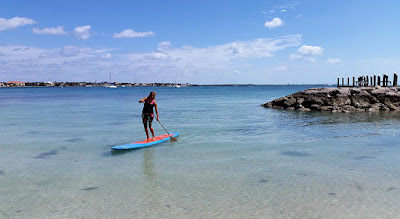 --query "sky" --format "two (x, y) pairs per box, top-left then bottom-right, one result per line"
(1, 0), (400, 84)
